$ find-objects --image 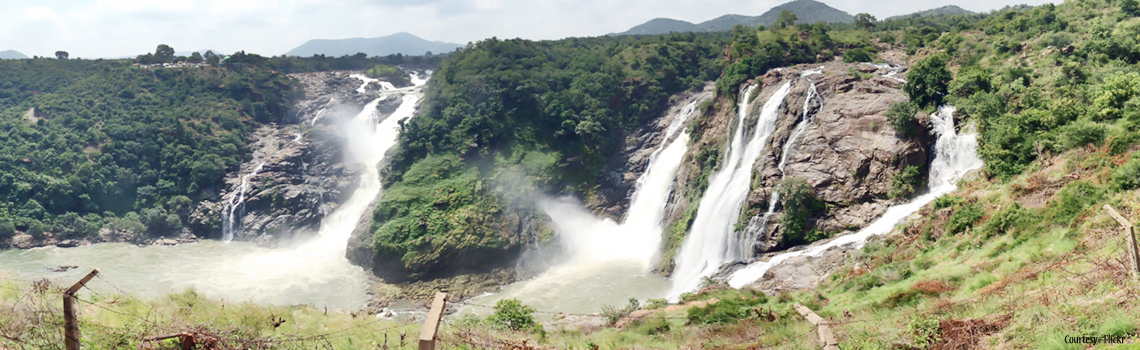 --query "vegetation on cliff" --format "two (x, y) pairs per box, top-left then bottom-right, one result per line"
(0, 55), (295, 241)
(371, 34), (726, 279)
